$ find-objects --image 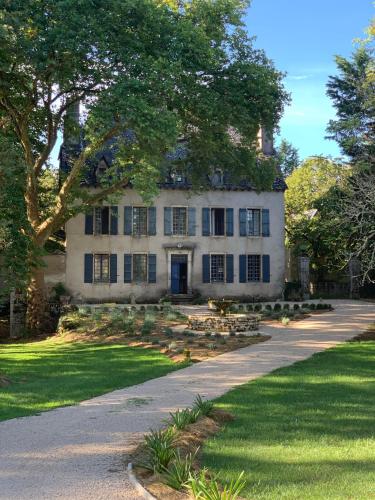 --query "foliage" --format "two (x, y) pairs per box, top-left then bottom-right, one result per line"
(201, 340), (375, 499)
(193, 394), (214, 417)
(275, 138), (300, 177)
(169, 408), (200, 430)
(141, 318), (155, 336)
(326, 26), (375, 167)
(285, 157), (351, 277)
(281, 316), (290, 326)
(162, 449), (196, 491)
(186, 469), (246, 500)
(143, 427), (176, 473)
